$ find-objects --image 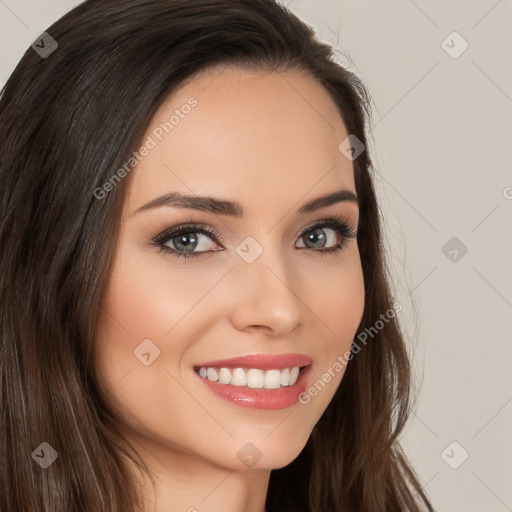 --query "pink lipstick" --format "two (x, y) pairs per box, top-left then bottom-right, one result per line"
(193, 353), (312, 410)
